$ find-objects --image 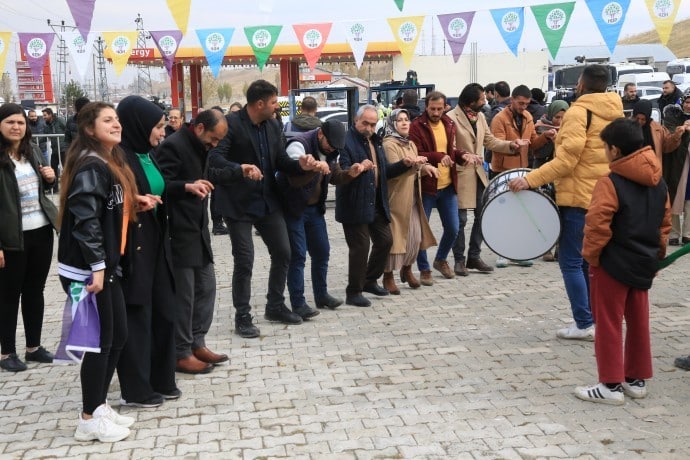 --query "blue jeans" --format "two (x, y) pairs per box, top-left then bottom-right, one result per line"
(417, 185), (459, 271)
(559, 207), (592, 329)
(285, 206), (330, 306)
